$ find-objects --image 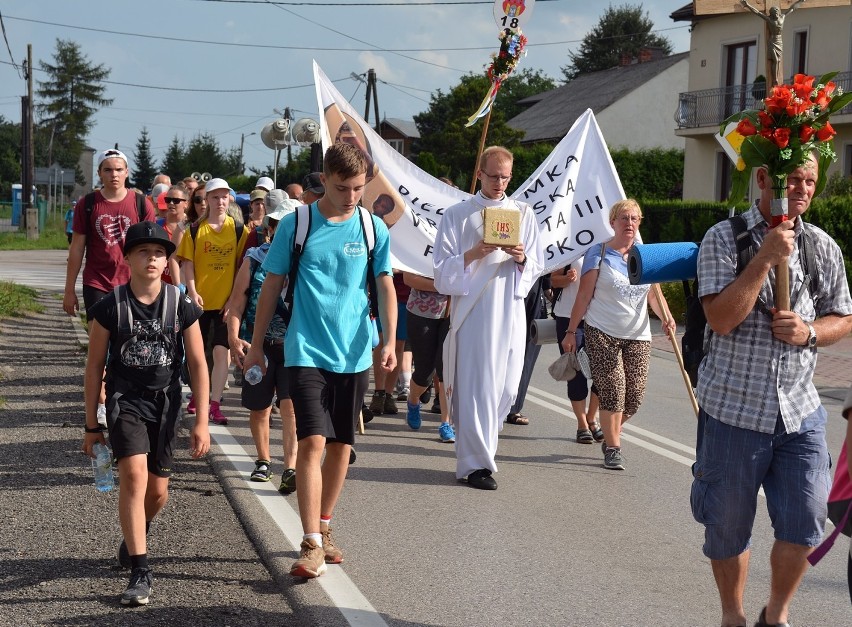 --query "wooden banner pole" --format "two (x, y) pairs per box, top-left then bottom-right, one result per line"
(652, 283), (700, 417)
(469, 109), (493, 194)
